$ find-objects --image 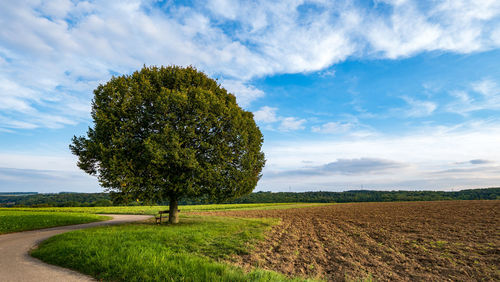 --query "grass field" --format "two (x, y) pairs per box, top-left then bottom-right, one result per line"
(20, 200), (498, 281)
(1, 202), (328, 215)
(0, 211), (109, 234)
(31, 215), (309, 281)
